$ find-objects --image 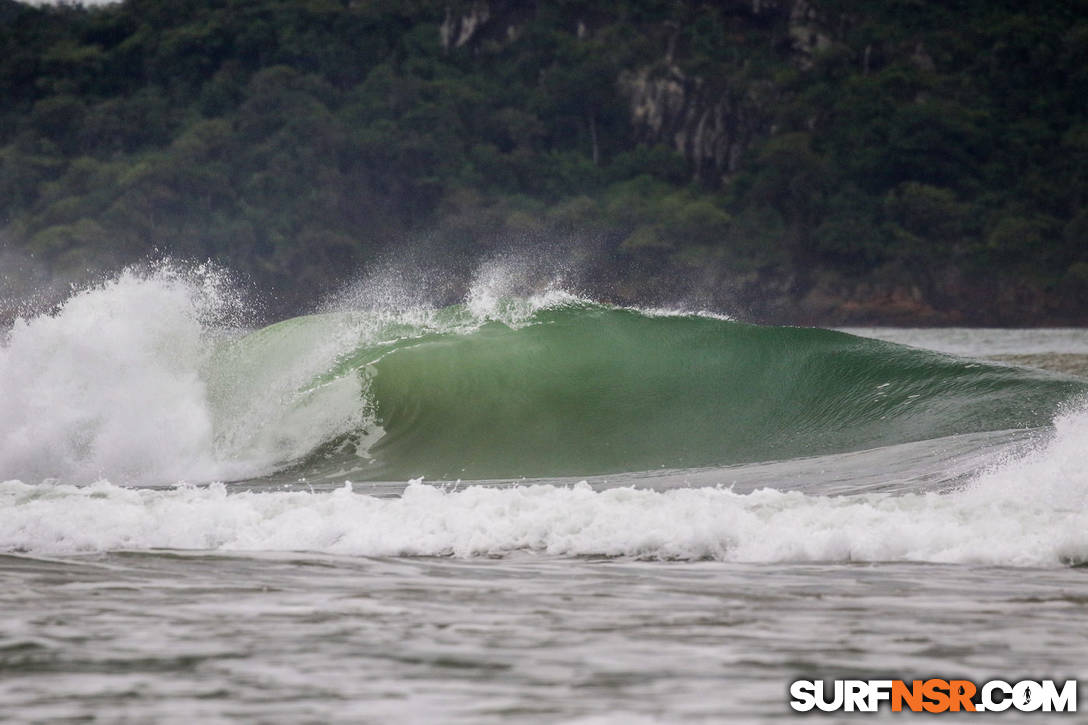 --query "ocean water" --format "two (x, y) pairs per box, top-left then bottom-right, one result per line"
(2, 266), (1086, 722)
